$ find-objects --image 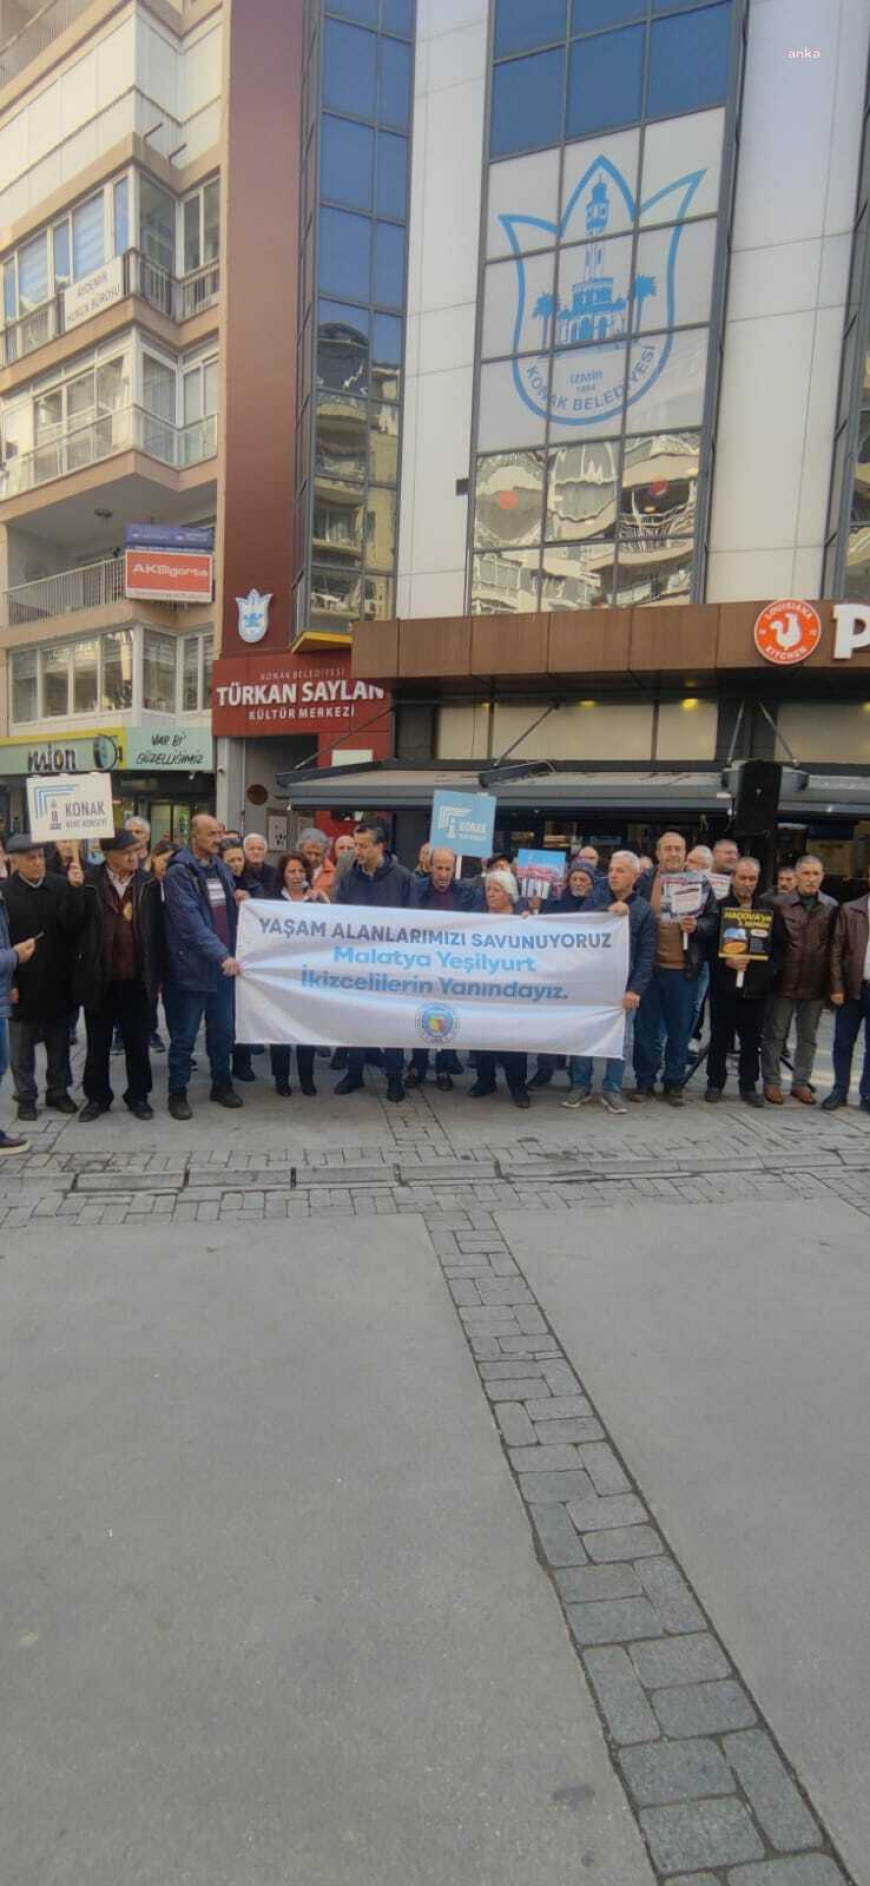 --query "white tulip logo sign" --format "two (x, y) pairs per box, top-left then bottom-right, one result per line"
(501, 154), (707, 430)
